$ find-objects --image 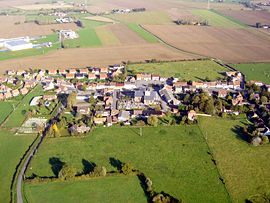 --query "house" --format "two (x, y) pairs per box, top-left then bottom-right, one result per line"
(91, 67), (100, 74)
(20, 88), (29, 95)
(118, 110), (130, 122)
(192, 81), (205, 89)
(132, 109), (143, 118)
(88, 73), (96, 80)
(58, 69), (67, 75)
(4, 91), (12, 99)
(188, 110), (197, 121)
(69, 69), (77, 74)
(79, 68), (89, 75)
(48, 69), (57, 75)
(99, 73), (107, 80)
(66, 73), (75, 79)
(76, 106), (90, 115)
(134, 90), (144, 103)
(76, 74), (85, 80)
(69, 124), (90, 134)
(144, 91), (159, 105)
(100, 67), (108, 73)
(106, 116), (113, 126)
(0, 93), (4, 100)
(136, 74), (143, 80)
(43, 82), (55, 91)
(217, 89), (228, 98)
(94, 117), (106, 125)
(152, 74), (160, 81)
(43, 95), (57, 101)
(12, 89), (20, 97)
